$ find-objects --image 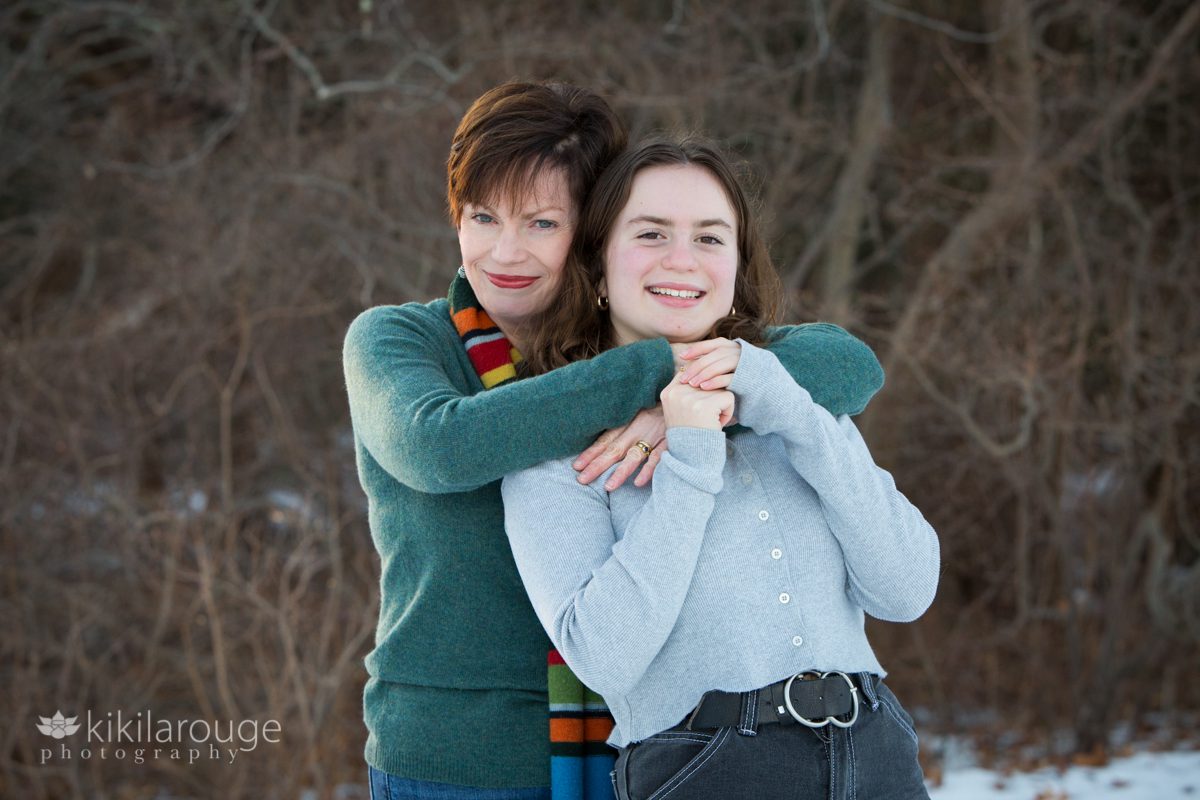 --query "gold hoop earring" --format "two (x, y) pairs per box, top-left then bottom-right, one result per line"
(597, 295), (609, 311)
